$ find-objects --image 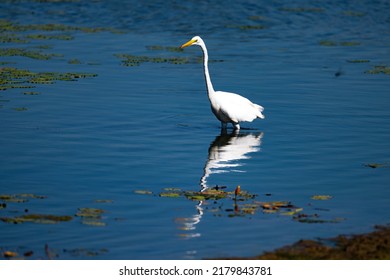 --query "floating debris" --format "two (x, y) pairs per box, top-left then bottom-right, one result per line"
(3, 251), (18, 258)
(364, 162), (389, 168)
